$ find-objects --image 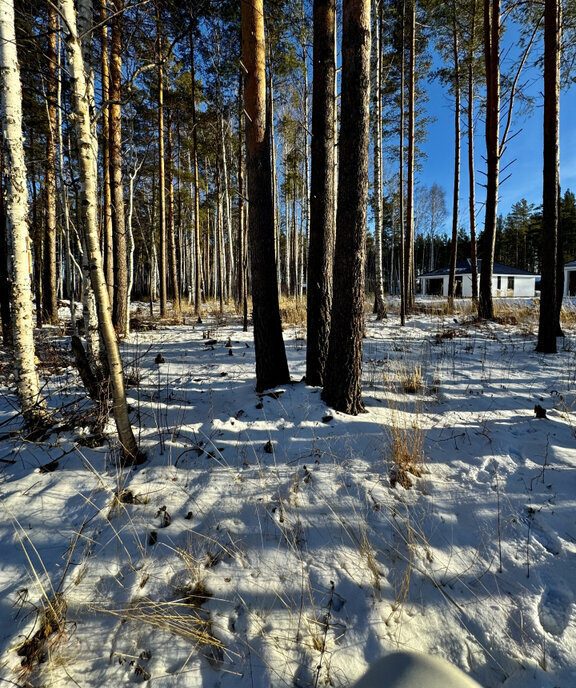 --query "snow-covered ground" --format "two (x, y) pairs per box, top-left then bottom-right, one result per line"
(1, 301), (575, 687)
